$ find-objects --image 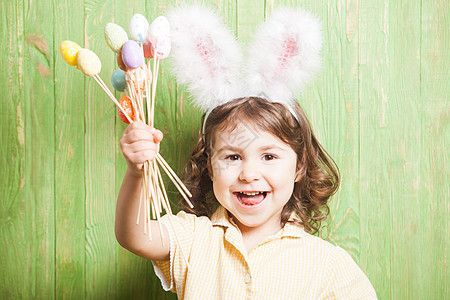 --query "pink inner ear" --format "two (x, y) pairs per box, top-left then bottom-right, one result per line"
(197, 36), (219, 78)
(279, 37), (299, 65)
